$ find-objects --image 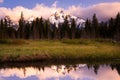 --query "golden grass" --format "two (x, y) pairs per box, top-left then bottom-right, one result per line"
(0, 39), (120, 62)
